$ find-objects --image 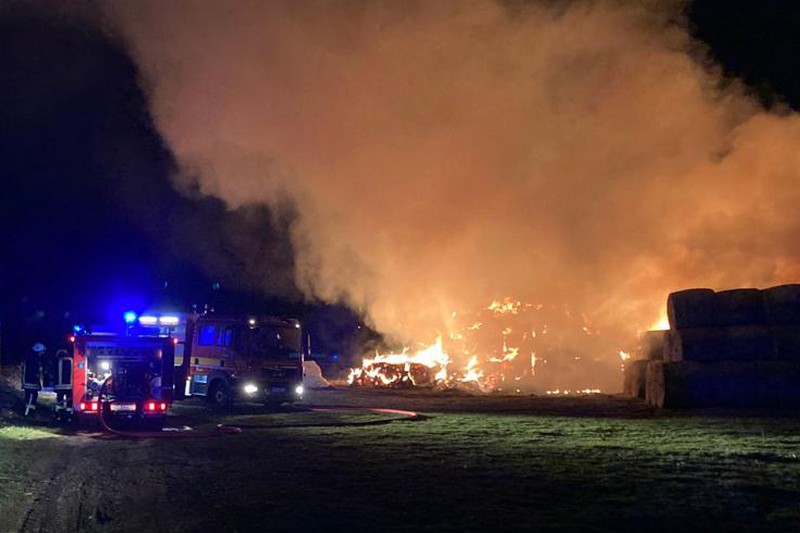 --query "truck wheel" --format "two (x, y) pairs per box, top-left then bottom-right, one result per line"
(207, 381), (230, 406)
